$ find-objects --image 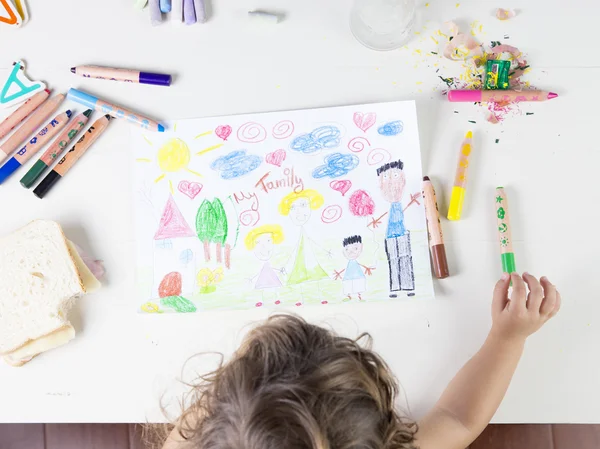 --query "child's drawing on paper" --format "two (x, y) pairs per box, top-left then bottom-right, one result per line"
(132, 101), (434, 313)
